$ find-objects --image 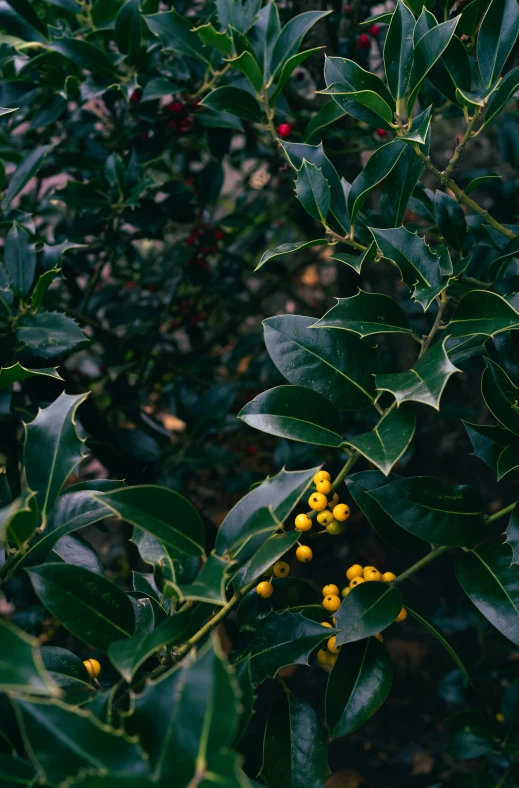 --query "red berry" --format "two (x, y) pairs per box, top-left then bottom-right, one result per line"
(370, 24), (381, 37)
(124, 281), (136, 290)
(129, 89), (141, 104)
(247, 445), (258, 455)
(179, 116), (194, 133)
(343, 4), (353, 12)
(277, 123), (292, 139)
(376, 128), (388, 138)
(358, 33), (370, 49)
(186, 236), (197, 246)
(214, 228), (225, 240)
(166, 101), (184, 115)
